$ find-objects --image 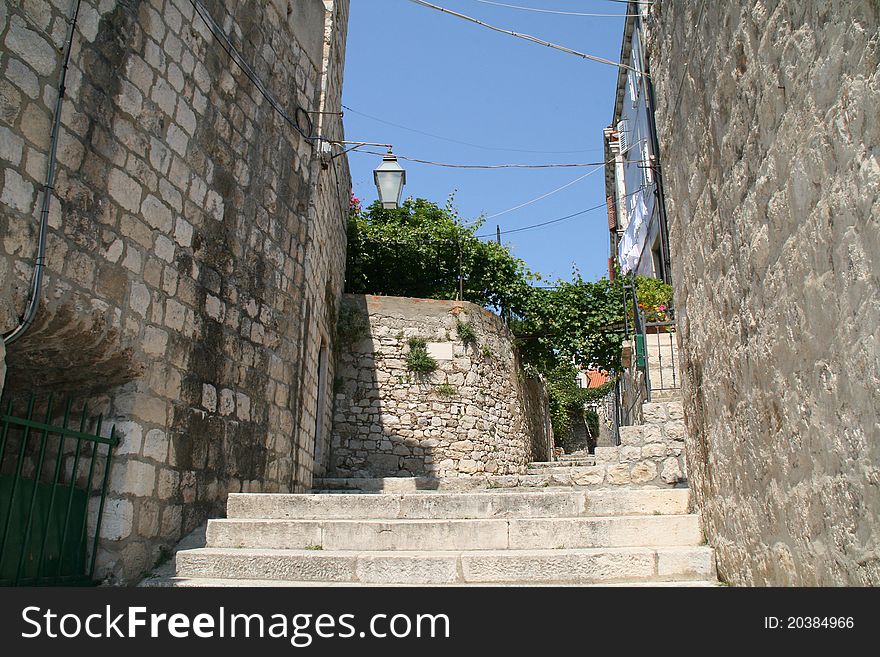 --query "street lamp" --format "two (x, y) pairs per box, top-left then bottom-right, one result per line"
(373, 151), (406, 209)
